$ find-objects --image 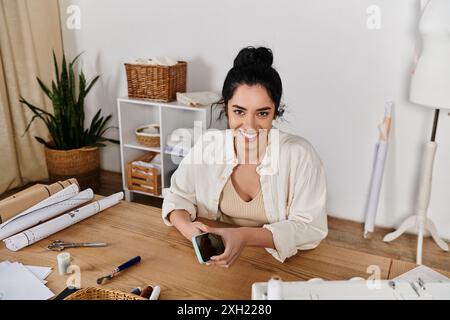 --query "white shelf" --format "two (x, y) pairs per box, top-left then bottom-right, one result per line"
(126, 188), (164, 199)
(117, 96), (212, 201)
(123, 142), (161, 153)
(118, 97), (210, 111)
